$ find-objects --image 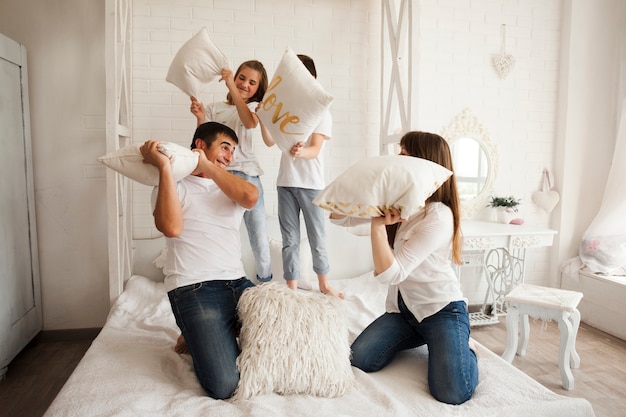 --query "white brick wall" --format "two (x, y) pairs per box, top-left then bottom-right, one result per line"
(131, 0), (562, 301)
(411, 0), (562, 300)
(132, 0), (380, 238)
